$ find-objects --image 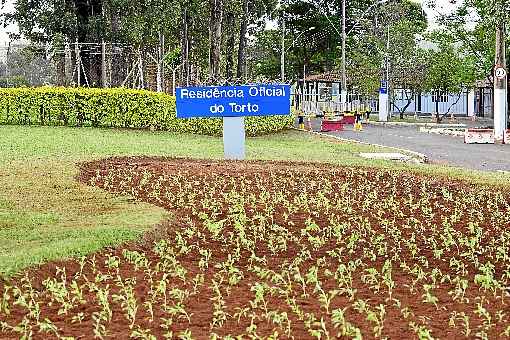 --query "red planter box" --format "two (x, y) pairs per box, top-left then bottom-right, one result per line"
(341, 115), (356, 124)
(321, 120), (344, 132)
